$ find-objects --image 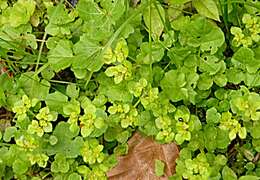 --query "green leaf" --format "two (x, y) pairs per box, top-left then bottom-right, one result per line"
(179, 16), (224, 54)
(45, 4), (75, 36)
(204, 125), (217, 151)
(12, 159), (29, 175)
(3, 127), (17, 142)
(167, 47), (194, 68)
(169, 0), (191, 4)
(160, 70), (188, 102)
(214, 73), (227, 87)
(143, 3), (165, 37)
(77, 0), (125, 41)
(226, 68), (244, 84)
(206, 107), (221, 124)
(71, 68), (88, 79)
(63, 100), (81, 115)
(66, 84), (80, 99)
(45, 122), (83, 158)
(199, 56), (225, 75)
(136, 42), (164, 64)
(1, 0), (36, 27)
(46, 91), (68, 115)
(47, 39), (74, 72)
(239, 176), (258, 180)
(98, 74), (133, 103)
(73, 34), (103, 71)
(193, 0), (220, 21)
(232, 47), (259, 73)
(155, 159), (165, 177)
(49, 135), (58, 145)
(197, 73), (213, 90)
(51, 154), (70, 173)
(17, 72), (50, 100)
(216, 129), (230, 149)
(222, 166), (237, 180)
(68, 173), (82, 180)
(47, 4), (75, 25)
(251, 121), (260, 139)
